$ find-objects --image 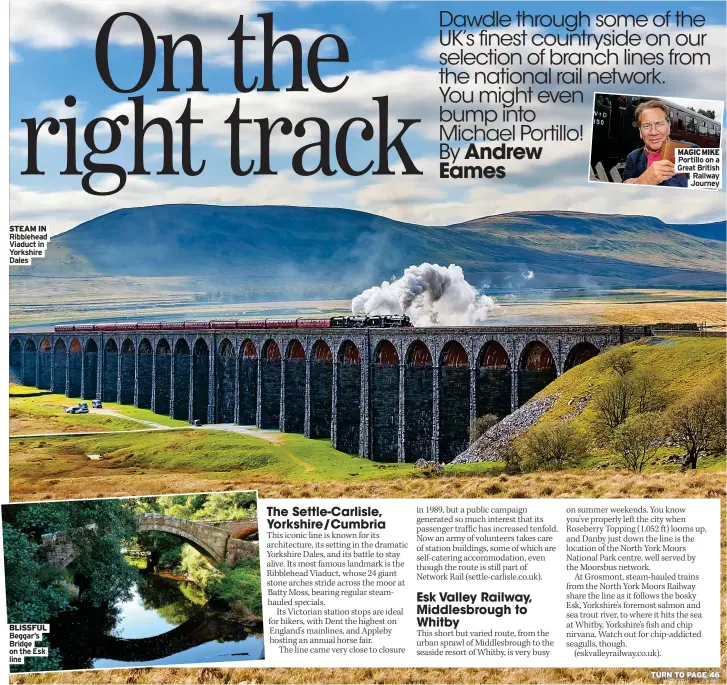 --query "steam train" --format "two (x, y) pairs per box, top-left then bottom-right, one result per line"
(590, 94), (722, 180)
(54, 315), (413, 333)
